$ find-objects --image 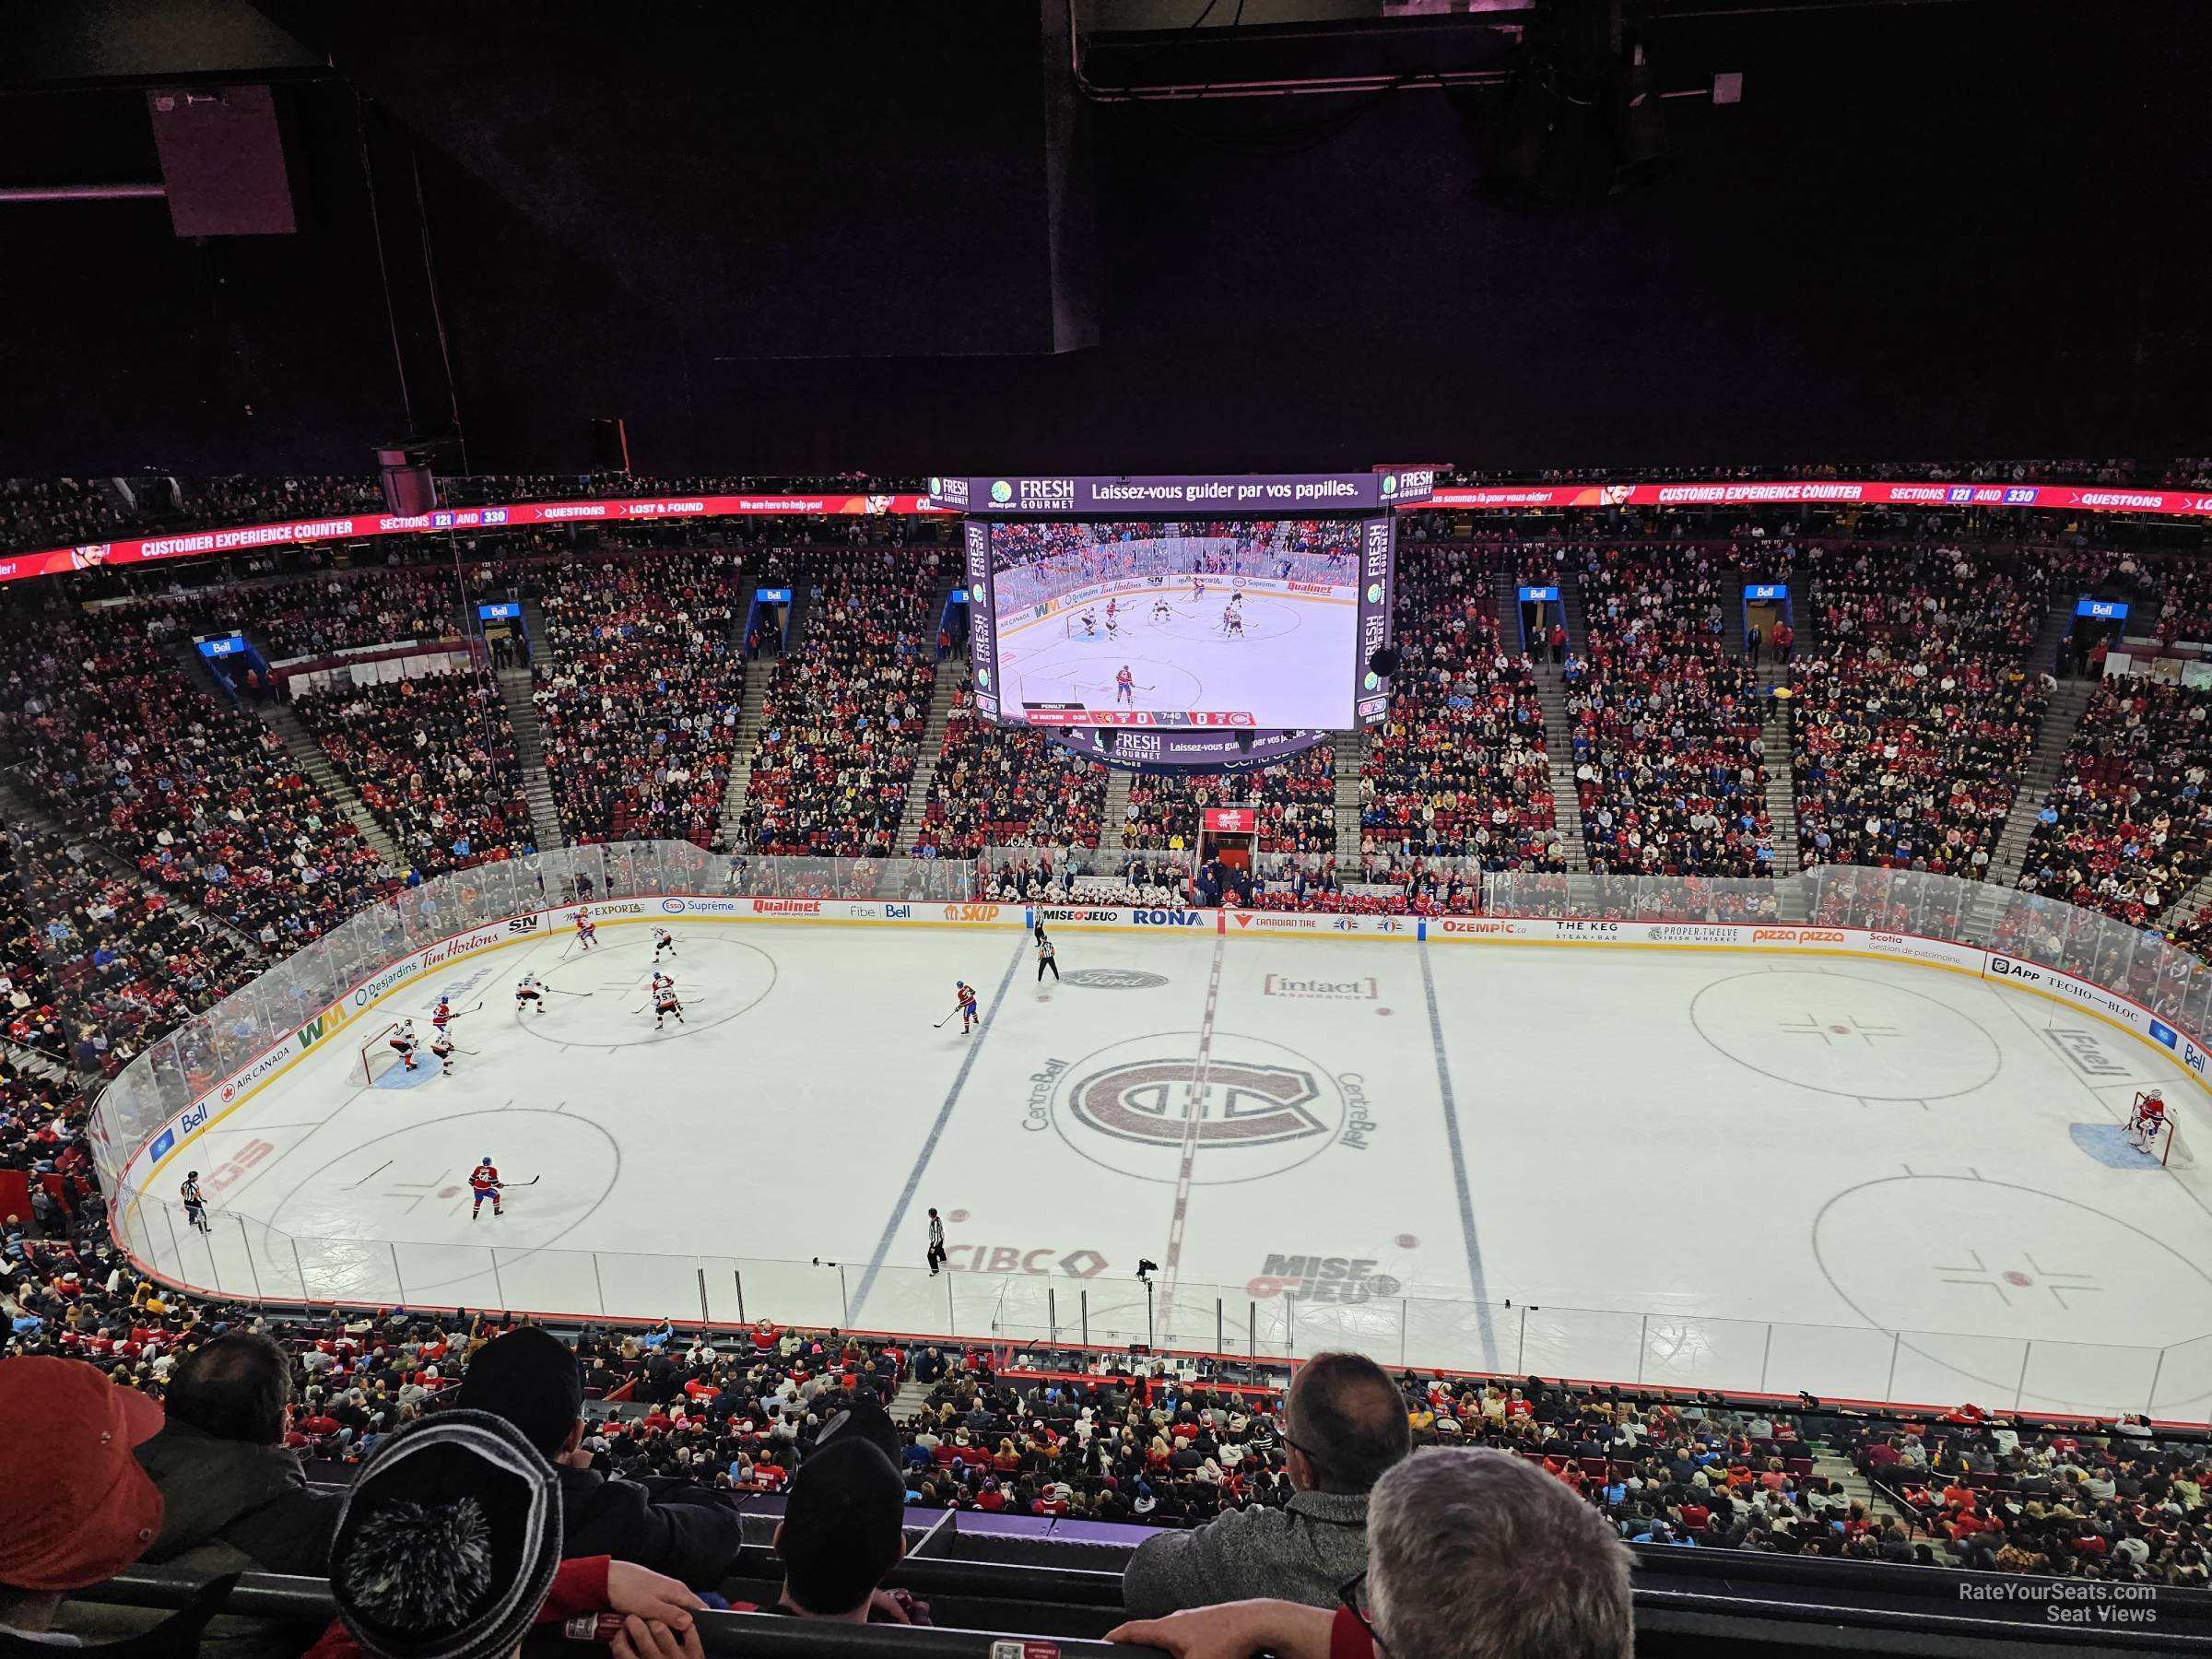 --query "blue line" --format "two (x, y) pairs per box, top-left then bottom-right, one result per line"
(851, 930), (1030, 1320)
(1418, 939), (1499, 1370)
